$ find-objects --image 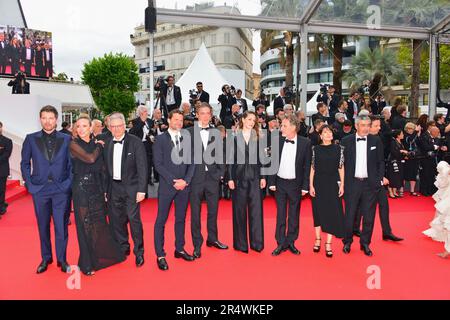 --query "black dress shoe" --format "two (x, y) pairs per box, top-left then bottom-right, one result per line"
(383, 234), (404, 242)
(136, 255), (145, 267)
(353, 230), (361, 237)
(36, 260), (53, 274)
(251, 247), (263, 253)
(343, 243), (351, 254)
(193, 250), (202, 259)
(288, 244), (301, 255)
(206, 241), (229, 250)
(174, 251), (195, 261)
(271, 245), (288, 256)
(58, 261), (71, 273)
(157, 258), (169, 271)
(234, 248), (249, 254)
(360, 245), (373, 257)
